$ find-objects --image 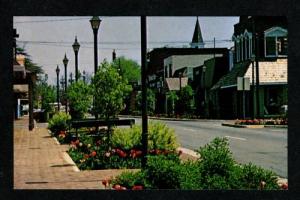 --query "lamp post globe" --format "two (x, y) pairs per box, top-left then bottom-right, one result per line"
(90, 16), (101, 74)
(90, 16), (101, 31)
(72, 36), (80, 82)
